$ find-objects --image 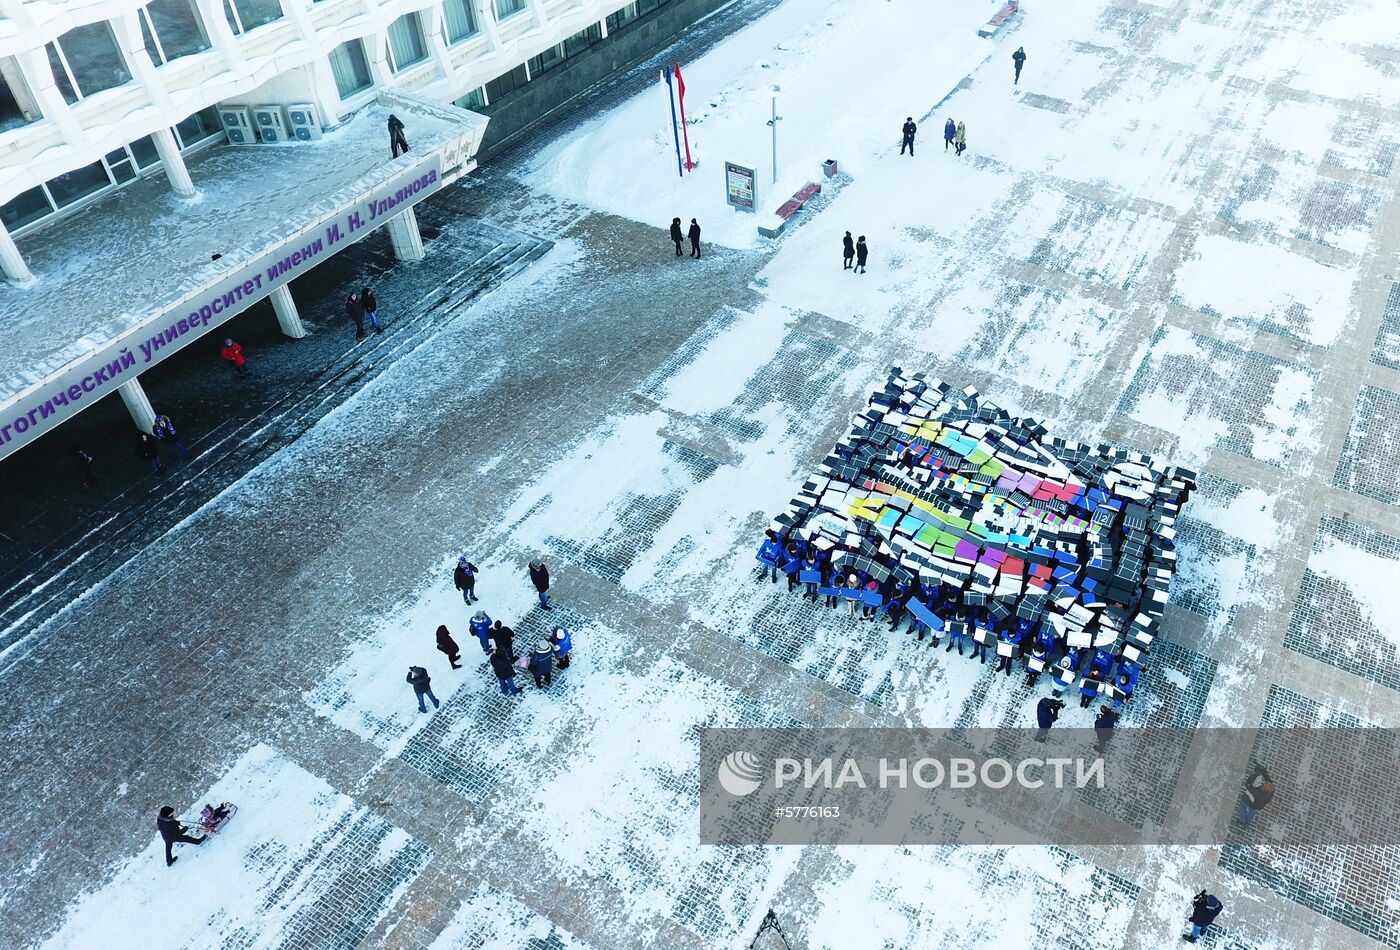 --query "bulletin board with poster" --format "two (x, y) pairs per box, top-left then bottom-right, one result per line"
(725, 161), (756, 212)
